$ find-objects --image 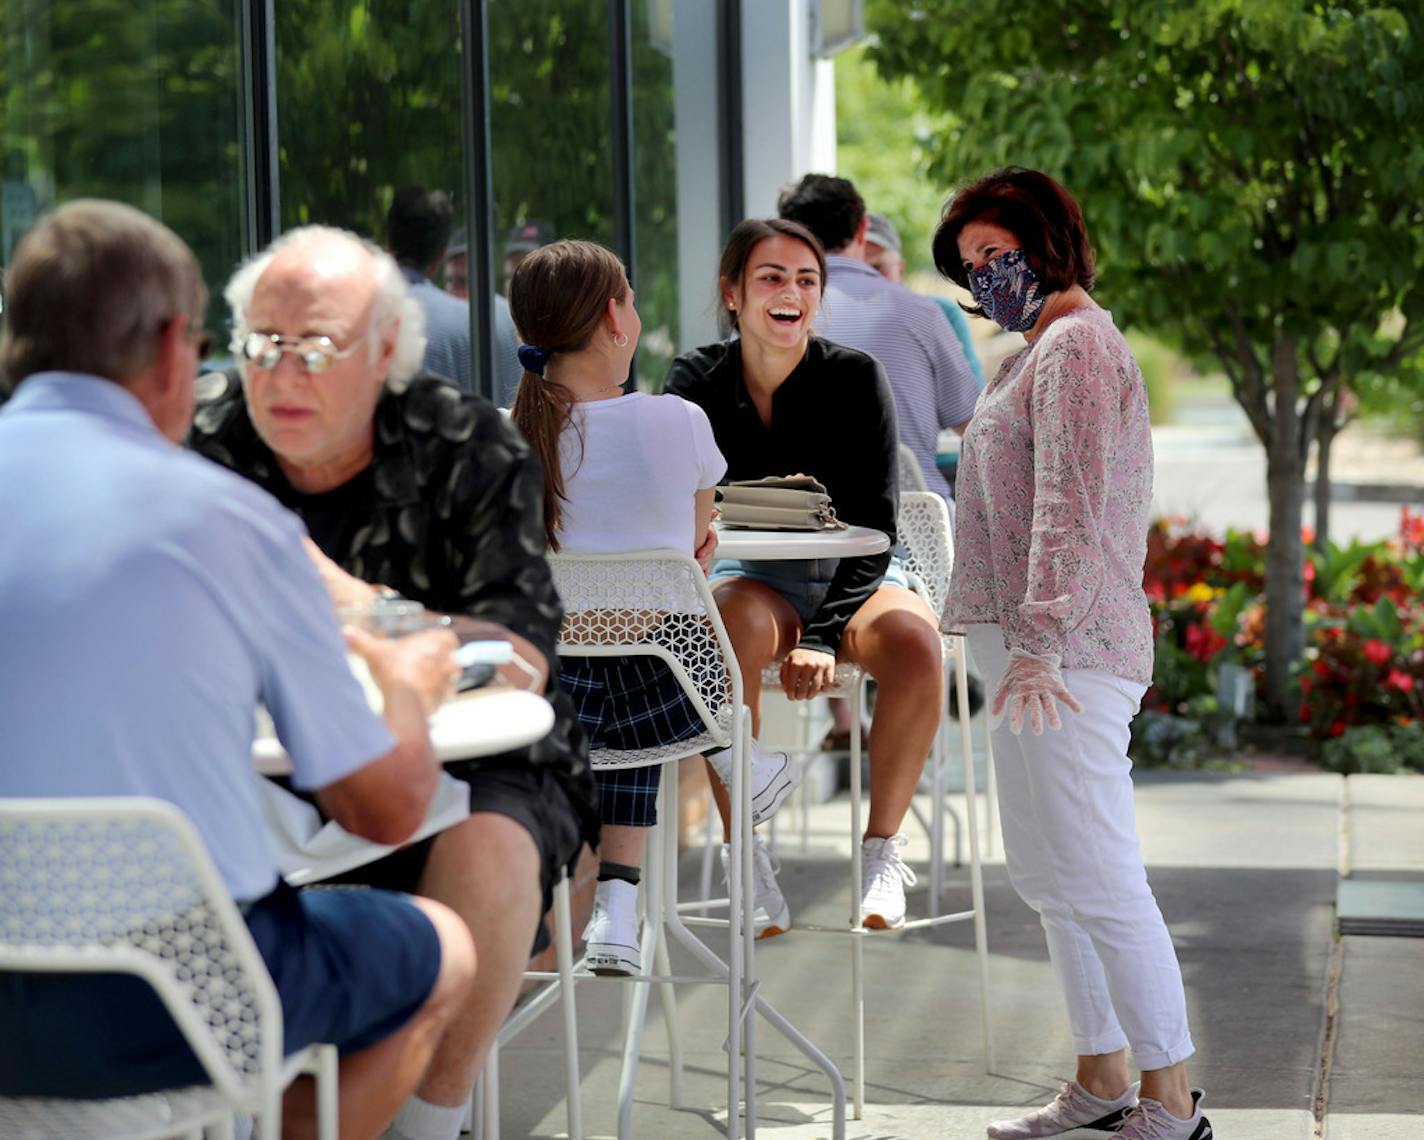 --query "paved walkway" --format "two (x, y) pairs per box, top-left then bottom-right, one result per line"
(1152, 385), (1423, 545)
(493, 769), (1424, 1139)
